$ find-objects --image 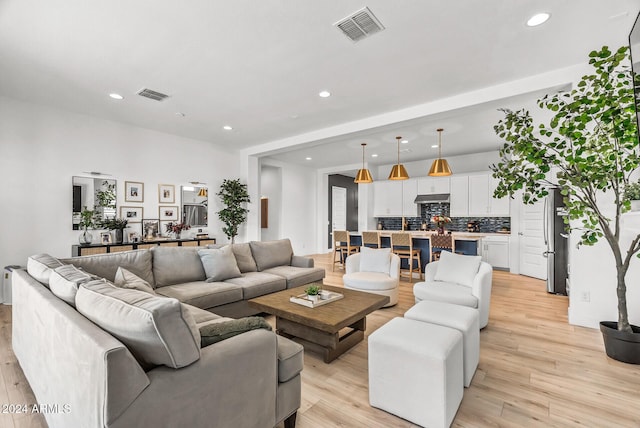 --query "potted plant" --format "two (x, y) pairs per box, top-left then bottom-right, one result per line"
(304, 284), (322, 303)
(491, 46), (640, 363)
(164, 221), (190, 240)
(101, 218), (129, 244)
(217, 179), (250, 244)
(623, 180), (640, 211)
(79, 207), (96, 245)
